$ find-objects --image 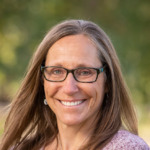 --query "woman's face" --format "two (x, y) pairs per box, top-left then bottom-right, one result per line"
(44, 34), (107, 127)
